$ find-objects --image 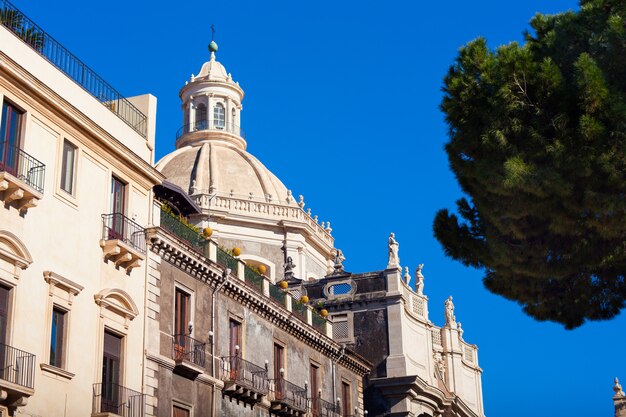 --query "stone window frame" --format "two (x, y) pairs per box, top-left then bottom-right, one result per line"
(329, 312), (354, 344)
(227, 311), (245, 358)
(173, 281), (195, 339)
(241, 254), (276, 283)
(273, 338), (287, 380)
(0, 94), (30, 155)
(56, 137), (80, 202)
(0, 231), (33, 347)
(172, 399), (193, 417)
(323, 279), (356, 300)
(40, 271), (83, 379)
(93, 288), (139, 387)
(340, 378), (353, 416)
